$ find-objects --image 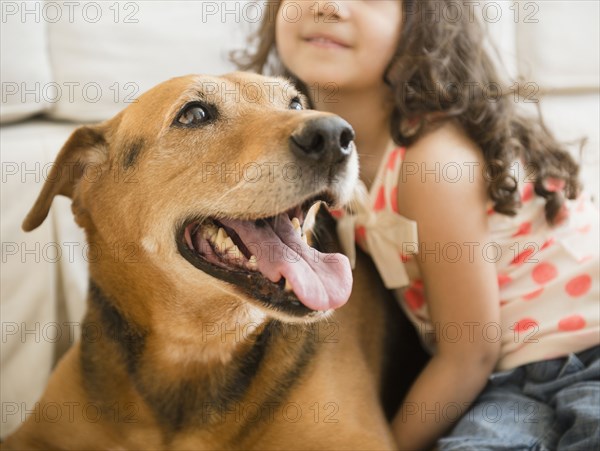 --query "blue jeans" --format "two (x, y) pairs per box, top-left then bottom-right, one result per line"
(437, 346), (600, 451)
